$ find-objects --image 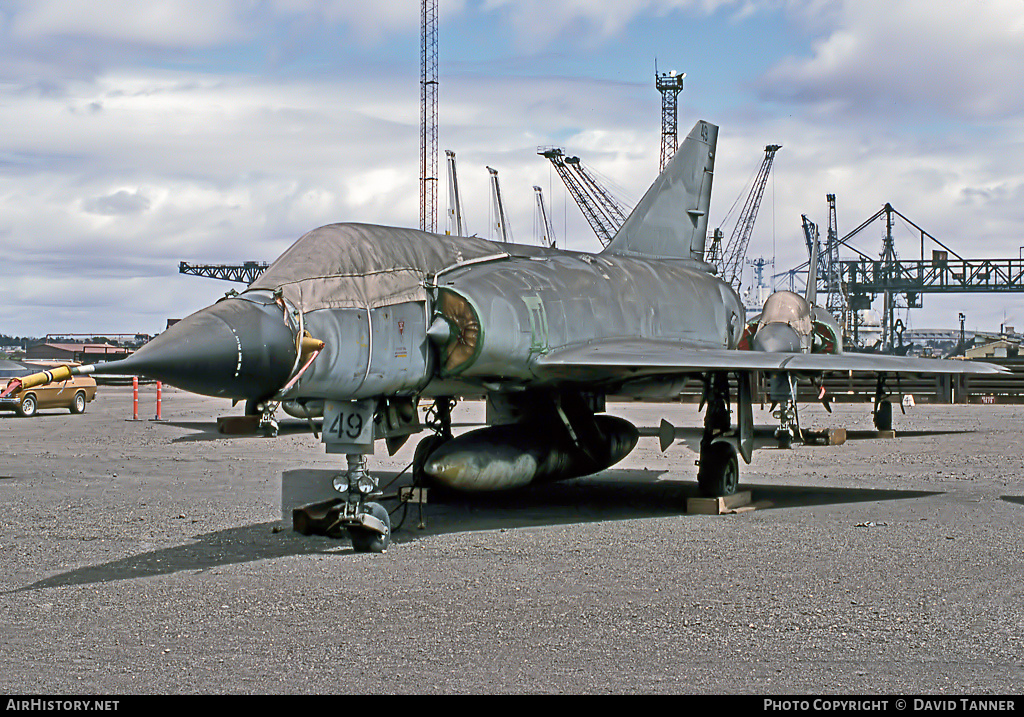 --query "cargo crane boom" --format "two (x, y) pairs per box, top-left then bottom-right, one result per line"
(487, 167), (511, 244)
(445, 149), (464, 236)
(539, 147), (632, 247)
(718, 144), (781, 289)
(533, 186), (555, 248)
